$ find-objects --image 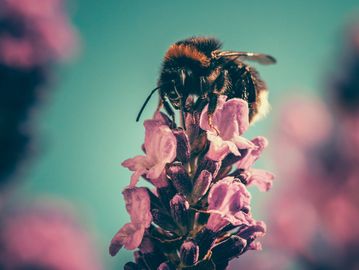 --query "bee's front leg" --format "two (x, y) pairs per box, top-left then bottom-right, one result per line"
(162, 97), (176, 128)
